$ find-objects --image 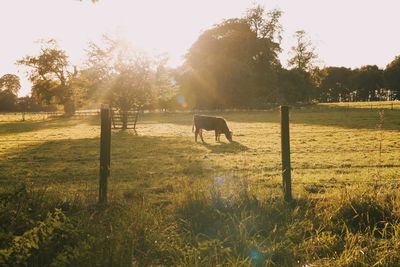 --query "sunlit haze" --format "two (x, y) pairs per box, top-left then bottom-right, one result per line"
(1, 0), (400, 96)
